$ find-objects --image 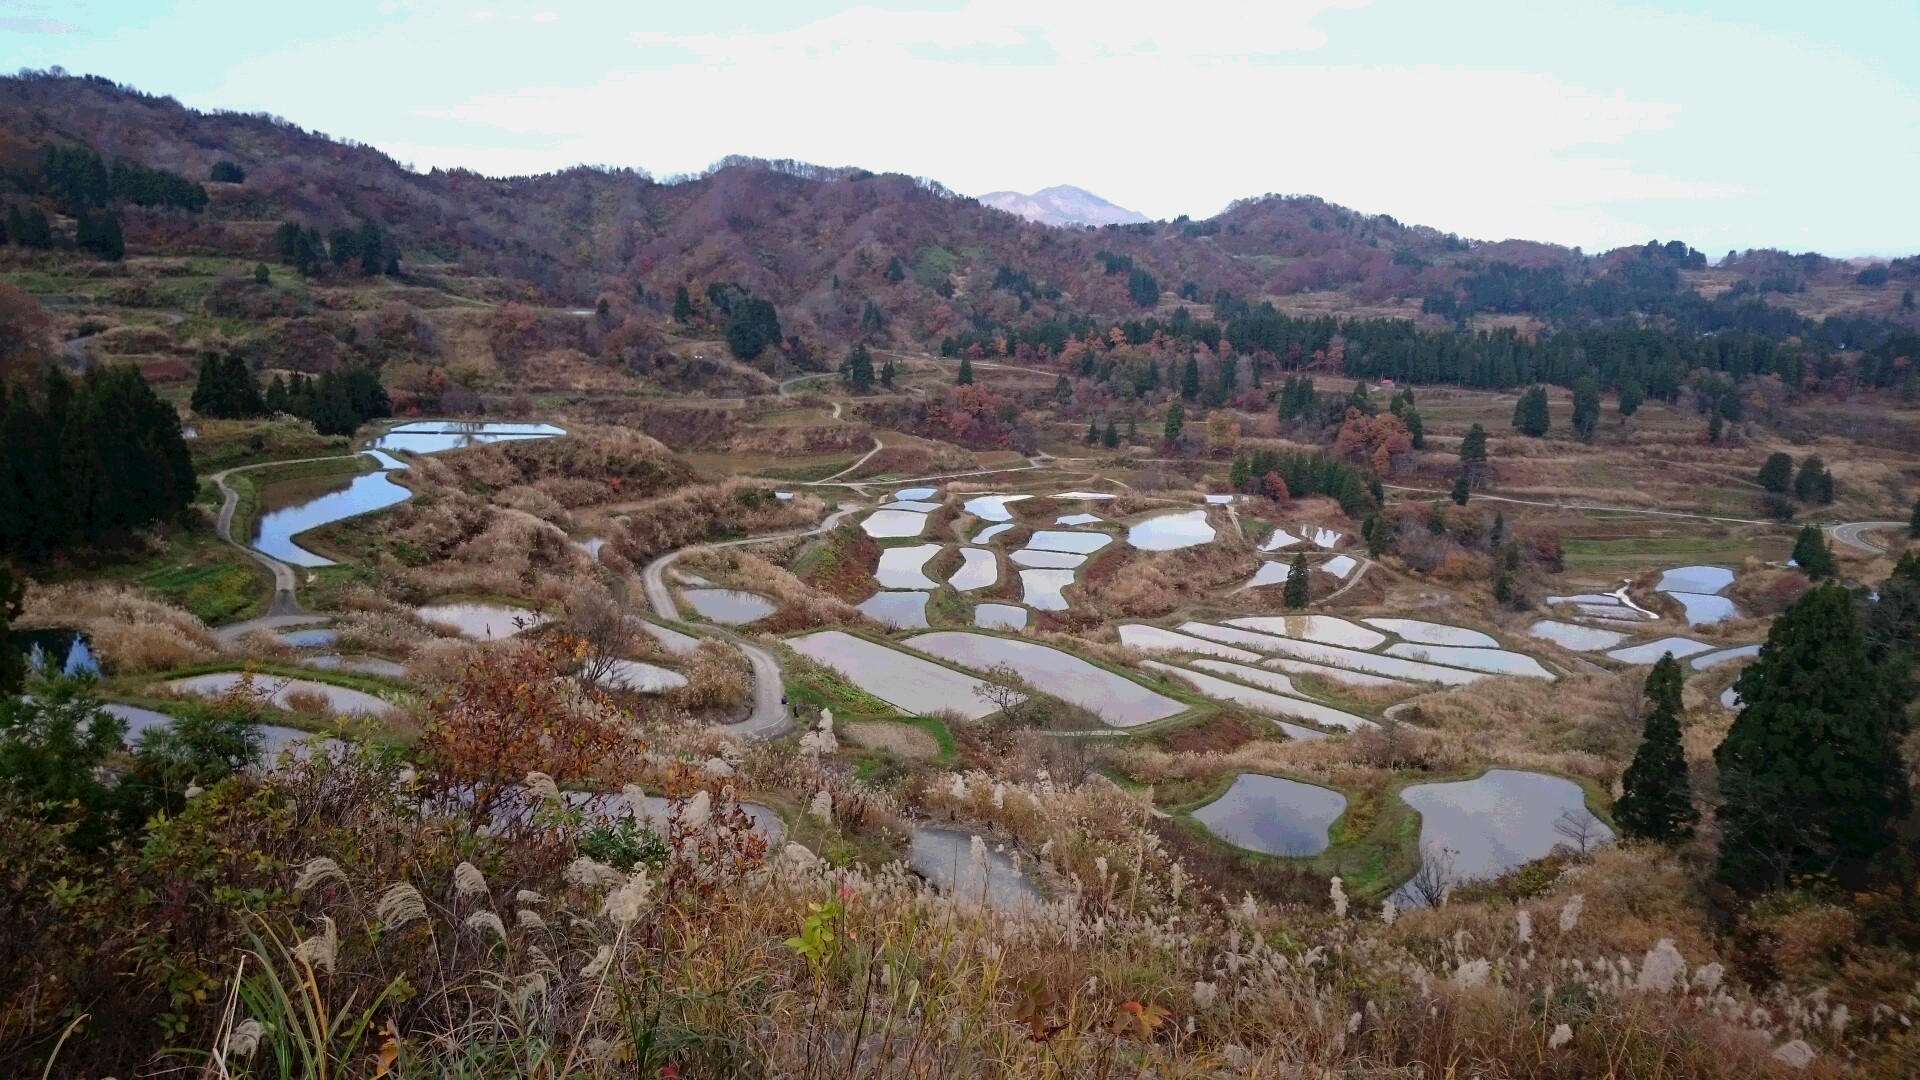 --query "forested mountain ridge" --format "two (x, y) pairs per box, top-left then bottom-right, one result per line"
(1, 70), (1916, 367)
